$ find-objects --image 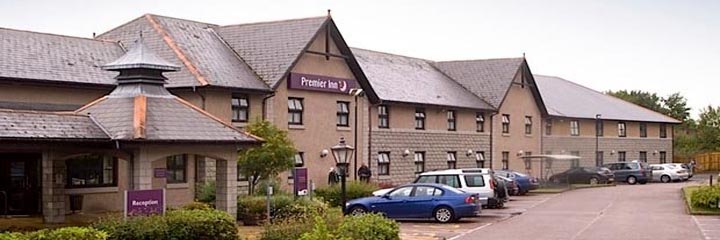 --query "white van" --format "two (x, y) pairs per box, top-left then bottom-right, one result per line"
(373, 168), (503, 208)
